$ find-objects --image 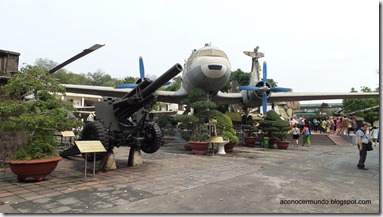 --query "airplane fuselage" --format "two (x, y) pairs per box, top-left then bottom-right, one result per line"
(178, 44), (231, 95)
